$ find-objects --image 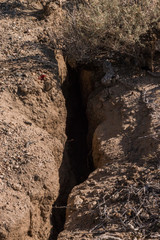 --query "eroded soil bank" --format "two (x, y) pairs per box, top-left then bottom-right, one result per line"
(0, 1), (160, 240)
(0, 2), (92, 239)
(58, 60), (160, 240)
(0, 1), (71, 239)
(50, 64), (92, 240)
